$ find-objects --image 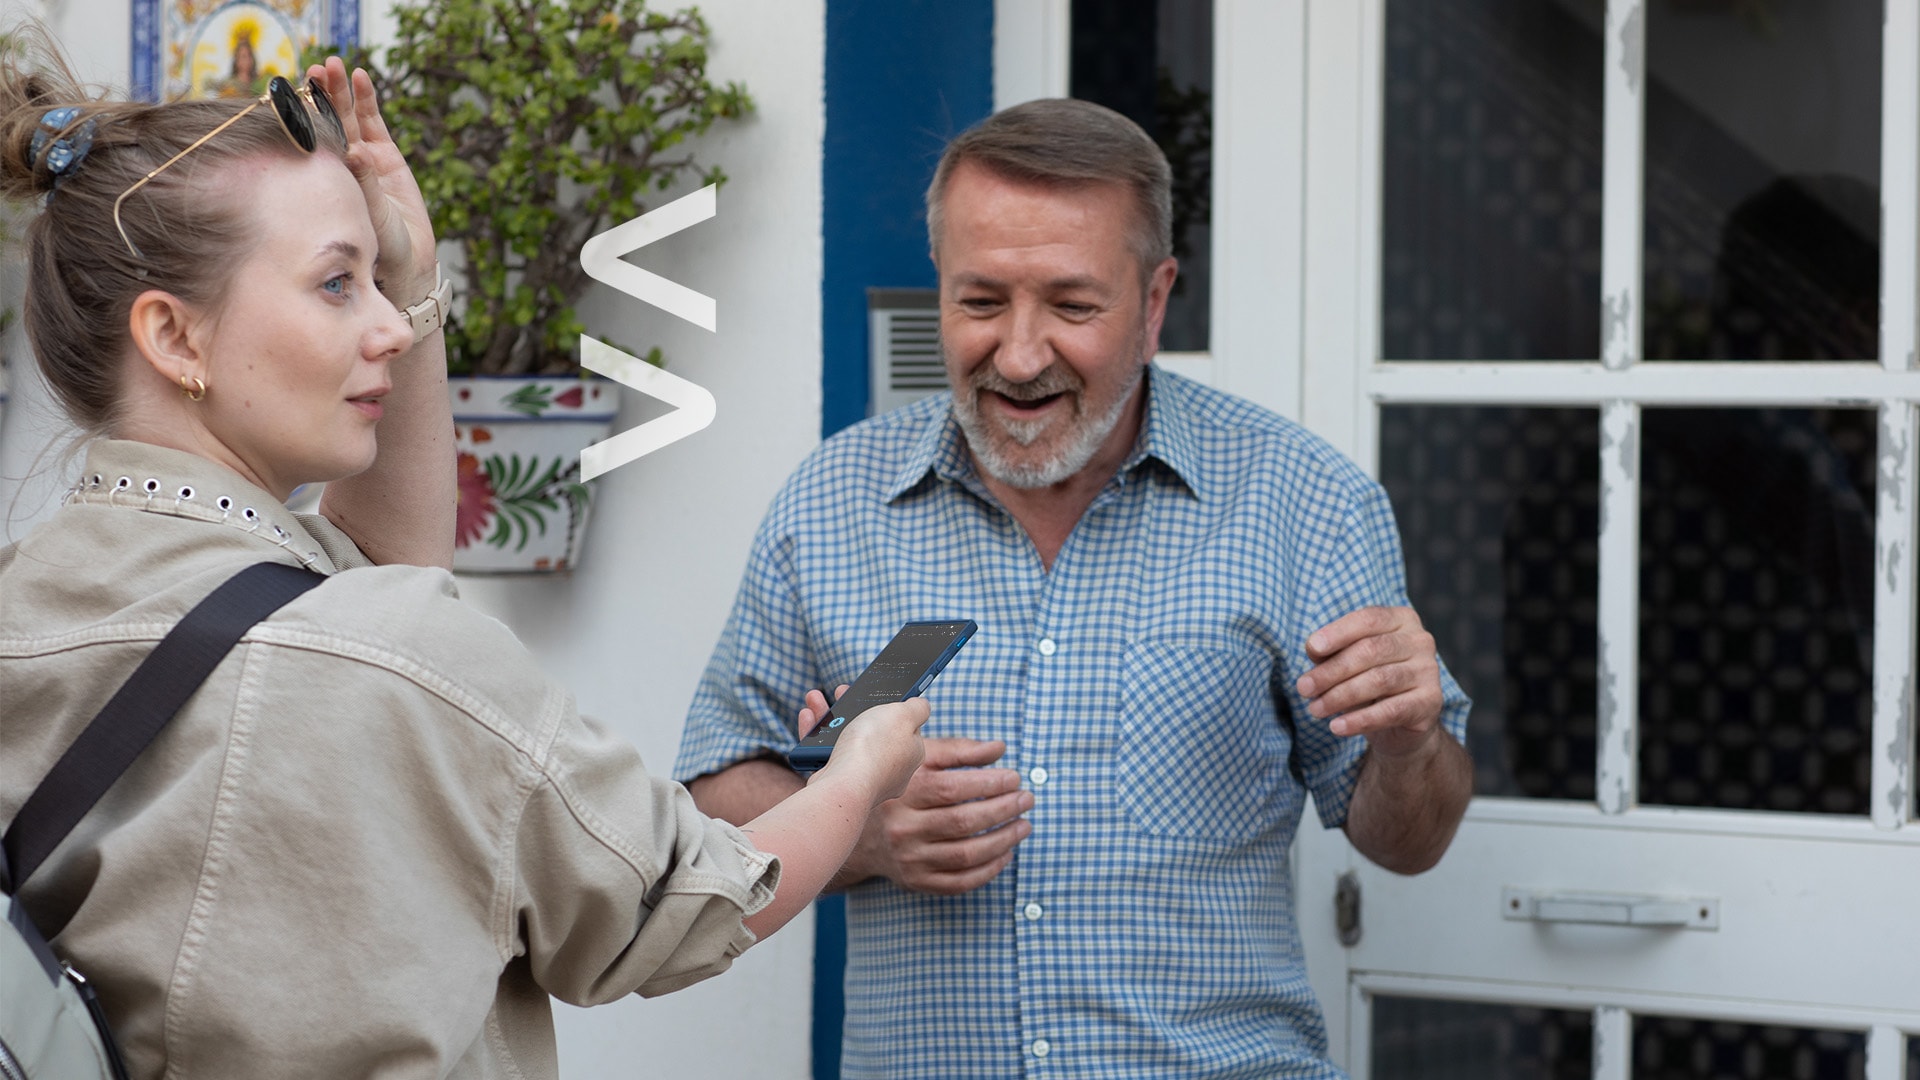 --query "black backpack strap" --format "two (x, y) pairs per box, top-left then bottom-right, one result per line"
(2, 562), (323, 893)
